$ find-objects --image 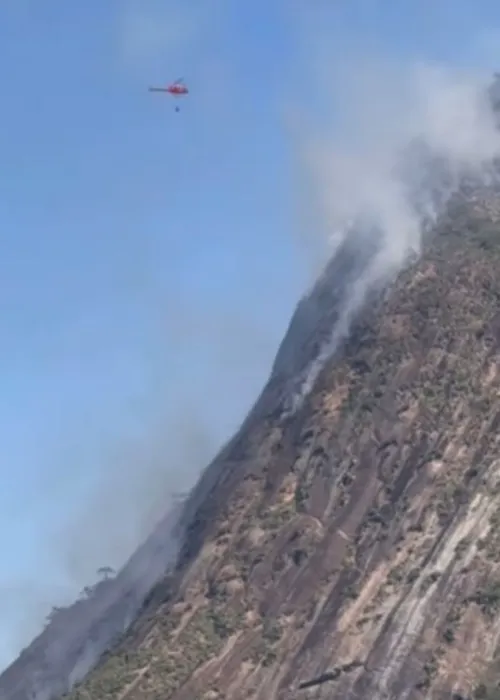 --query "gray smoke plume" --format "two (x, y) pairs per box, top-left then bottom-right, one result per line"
(4, 9), (500, 682)
(281, 56), (500, 413)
